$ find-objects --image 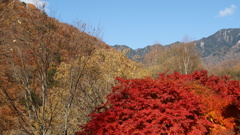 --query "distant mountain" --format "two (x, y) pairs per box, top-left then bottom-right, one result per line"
(112, 45), (155, 62)
(112, 28), (240, 69)
(195, 28), (240, 57)
(195, 28), (240, 68)
(112, 42), (180, 62)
